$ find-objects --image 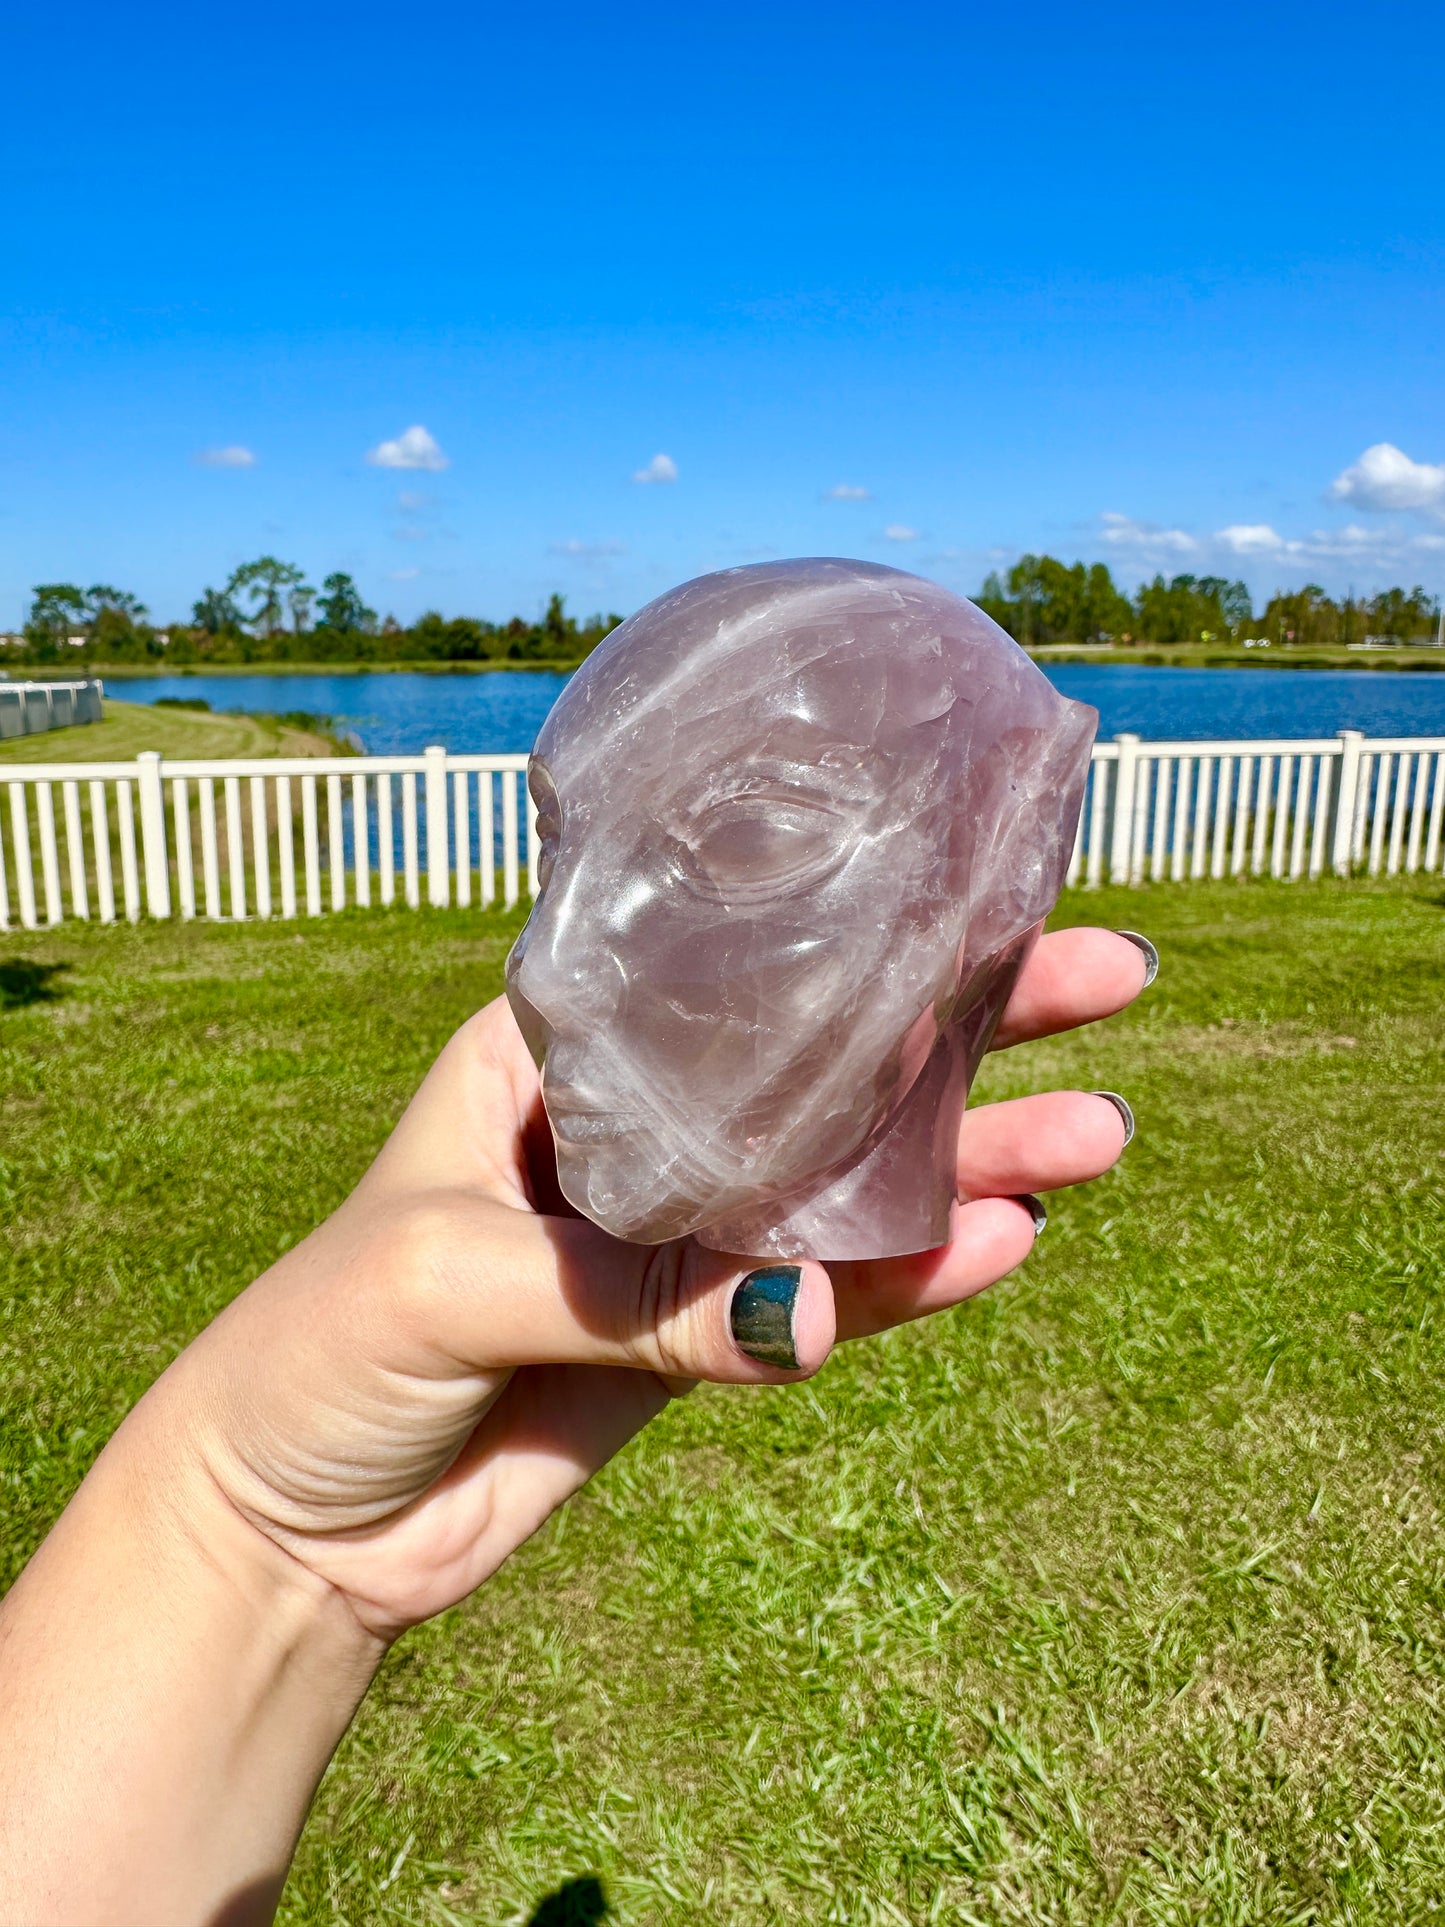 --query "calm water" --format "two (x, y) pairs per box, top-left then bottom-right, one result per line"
(111, 663), (1445, 756)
